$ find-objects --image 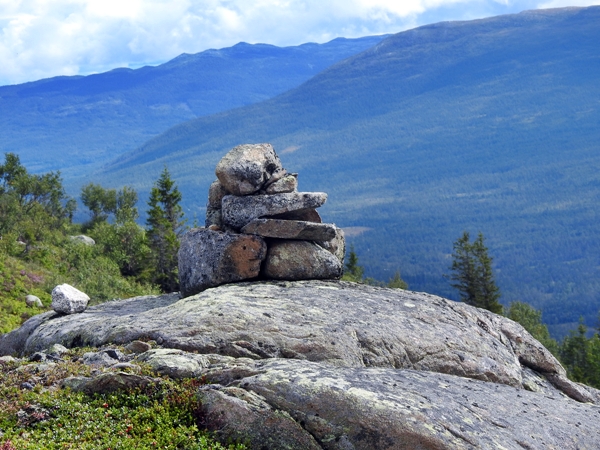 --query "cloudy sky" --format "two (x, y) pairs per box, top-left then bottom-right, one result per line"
(0, 0), (598, 86)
